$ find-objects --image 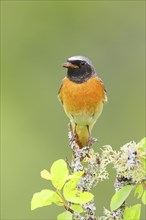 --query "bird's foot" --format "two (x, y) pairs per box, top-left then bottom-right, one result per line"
(88, 136), (97, 146)
(70, 133), (78, 145)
